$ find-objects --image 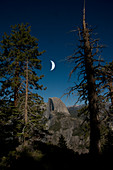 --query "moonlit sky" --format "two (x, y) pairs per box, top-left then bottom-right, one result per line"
(0, 0), (113, 106)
